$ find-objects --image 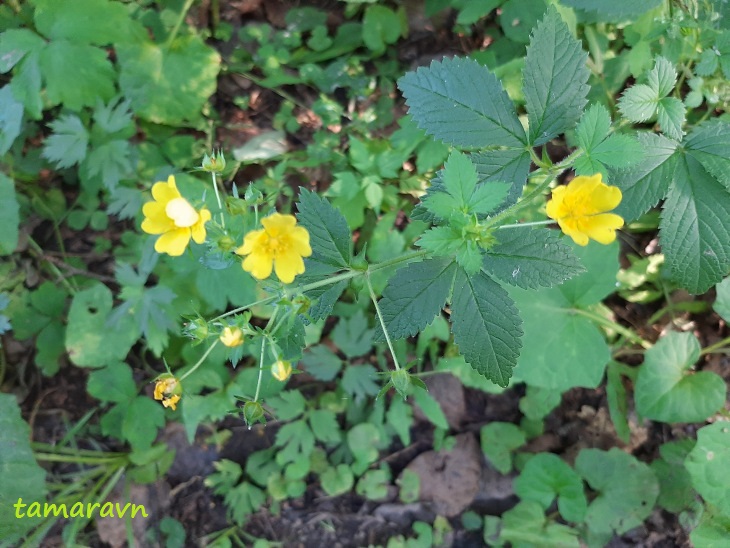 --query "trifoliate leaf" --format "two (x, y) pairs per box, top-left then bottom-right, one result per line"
(480, 422), (526, 474)
(398, 56), (526, 148)
(39, 40), (115, 111)
(374, 258), (458, 342)
(332, 311), (374, 359)
(610, 132), (676, 222)
(635, 332), (726, 423)
(523, 6), (590, 145)
(514, 453), (587, 523)
(483, 228), (585, 289)
(660, 154), (730, 294)
(83, 140), (134, 190)
(33, 0), (141, 45)
(296, 189), (352, 269)
(450, 268), (522, 387)
(575, 448), (659, 536)
(42, 114), (89, 168)
(117, 35), (220, 125)
(0, 173), (19, 256)
(618, 83), (657, 121)
(341, 364), (380, 404)
(93, 96), (134, 135)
